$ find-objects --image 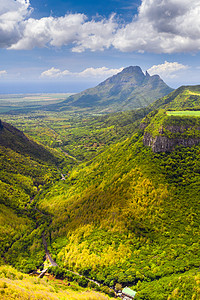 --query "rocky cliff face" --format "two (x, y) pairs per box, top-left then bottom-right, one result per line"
(143, 124), (200, 152)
